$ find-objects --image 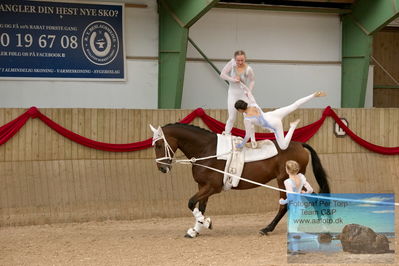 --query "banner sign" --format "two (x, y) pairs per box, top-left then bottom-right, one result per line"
(286, 193), (395, 263)
(0, 0), (125, 80)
